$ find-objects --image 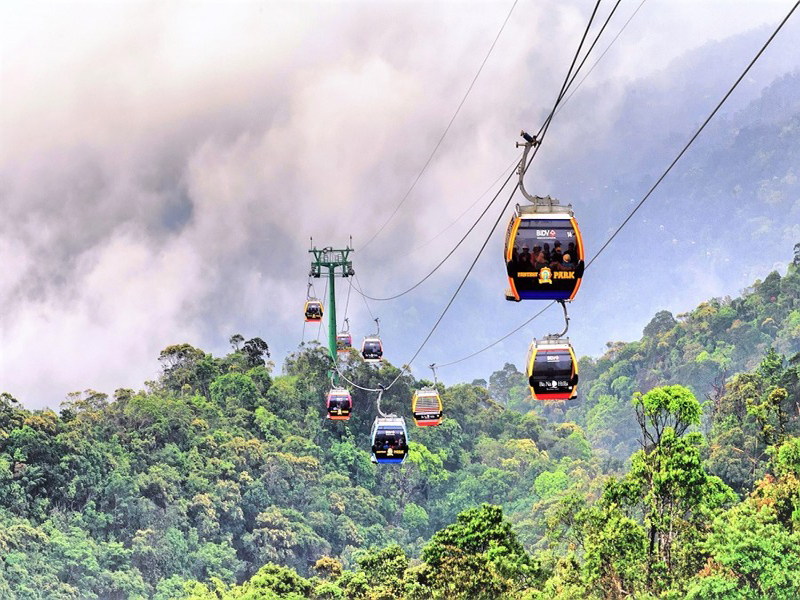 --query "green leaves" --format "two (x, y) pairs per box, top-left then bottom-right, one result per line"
(632, 385), (701, 447)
